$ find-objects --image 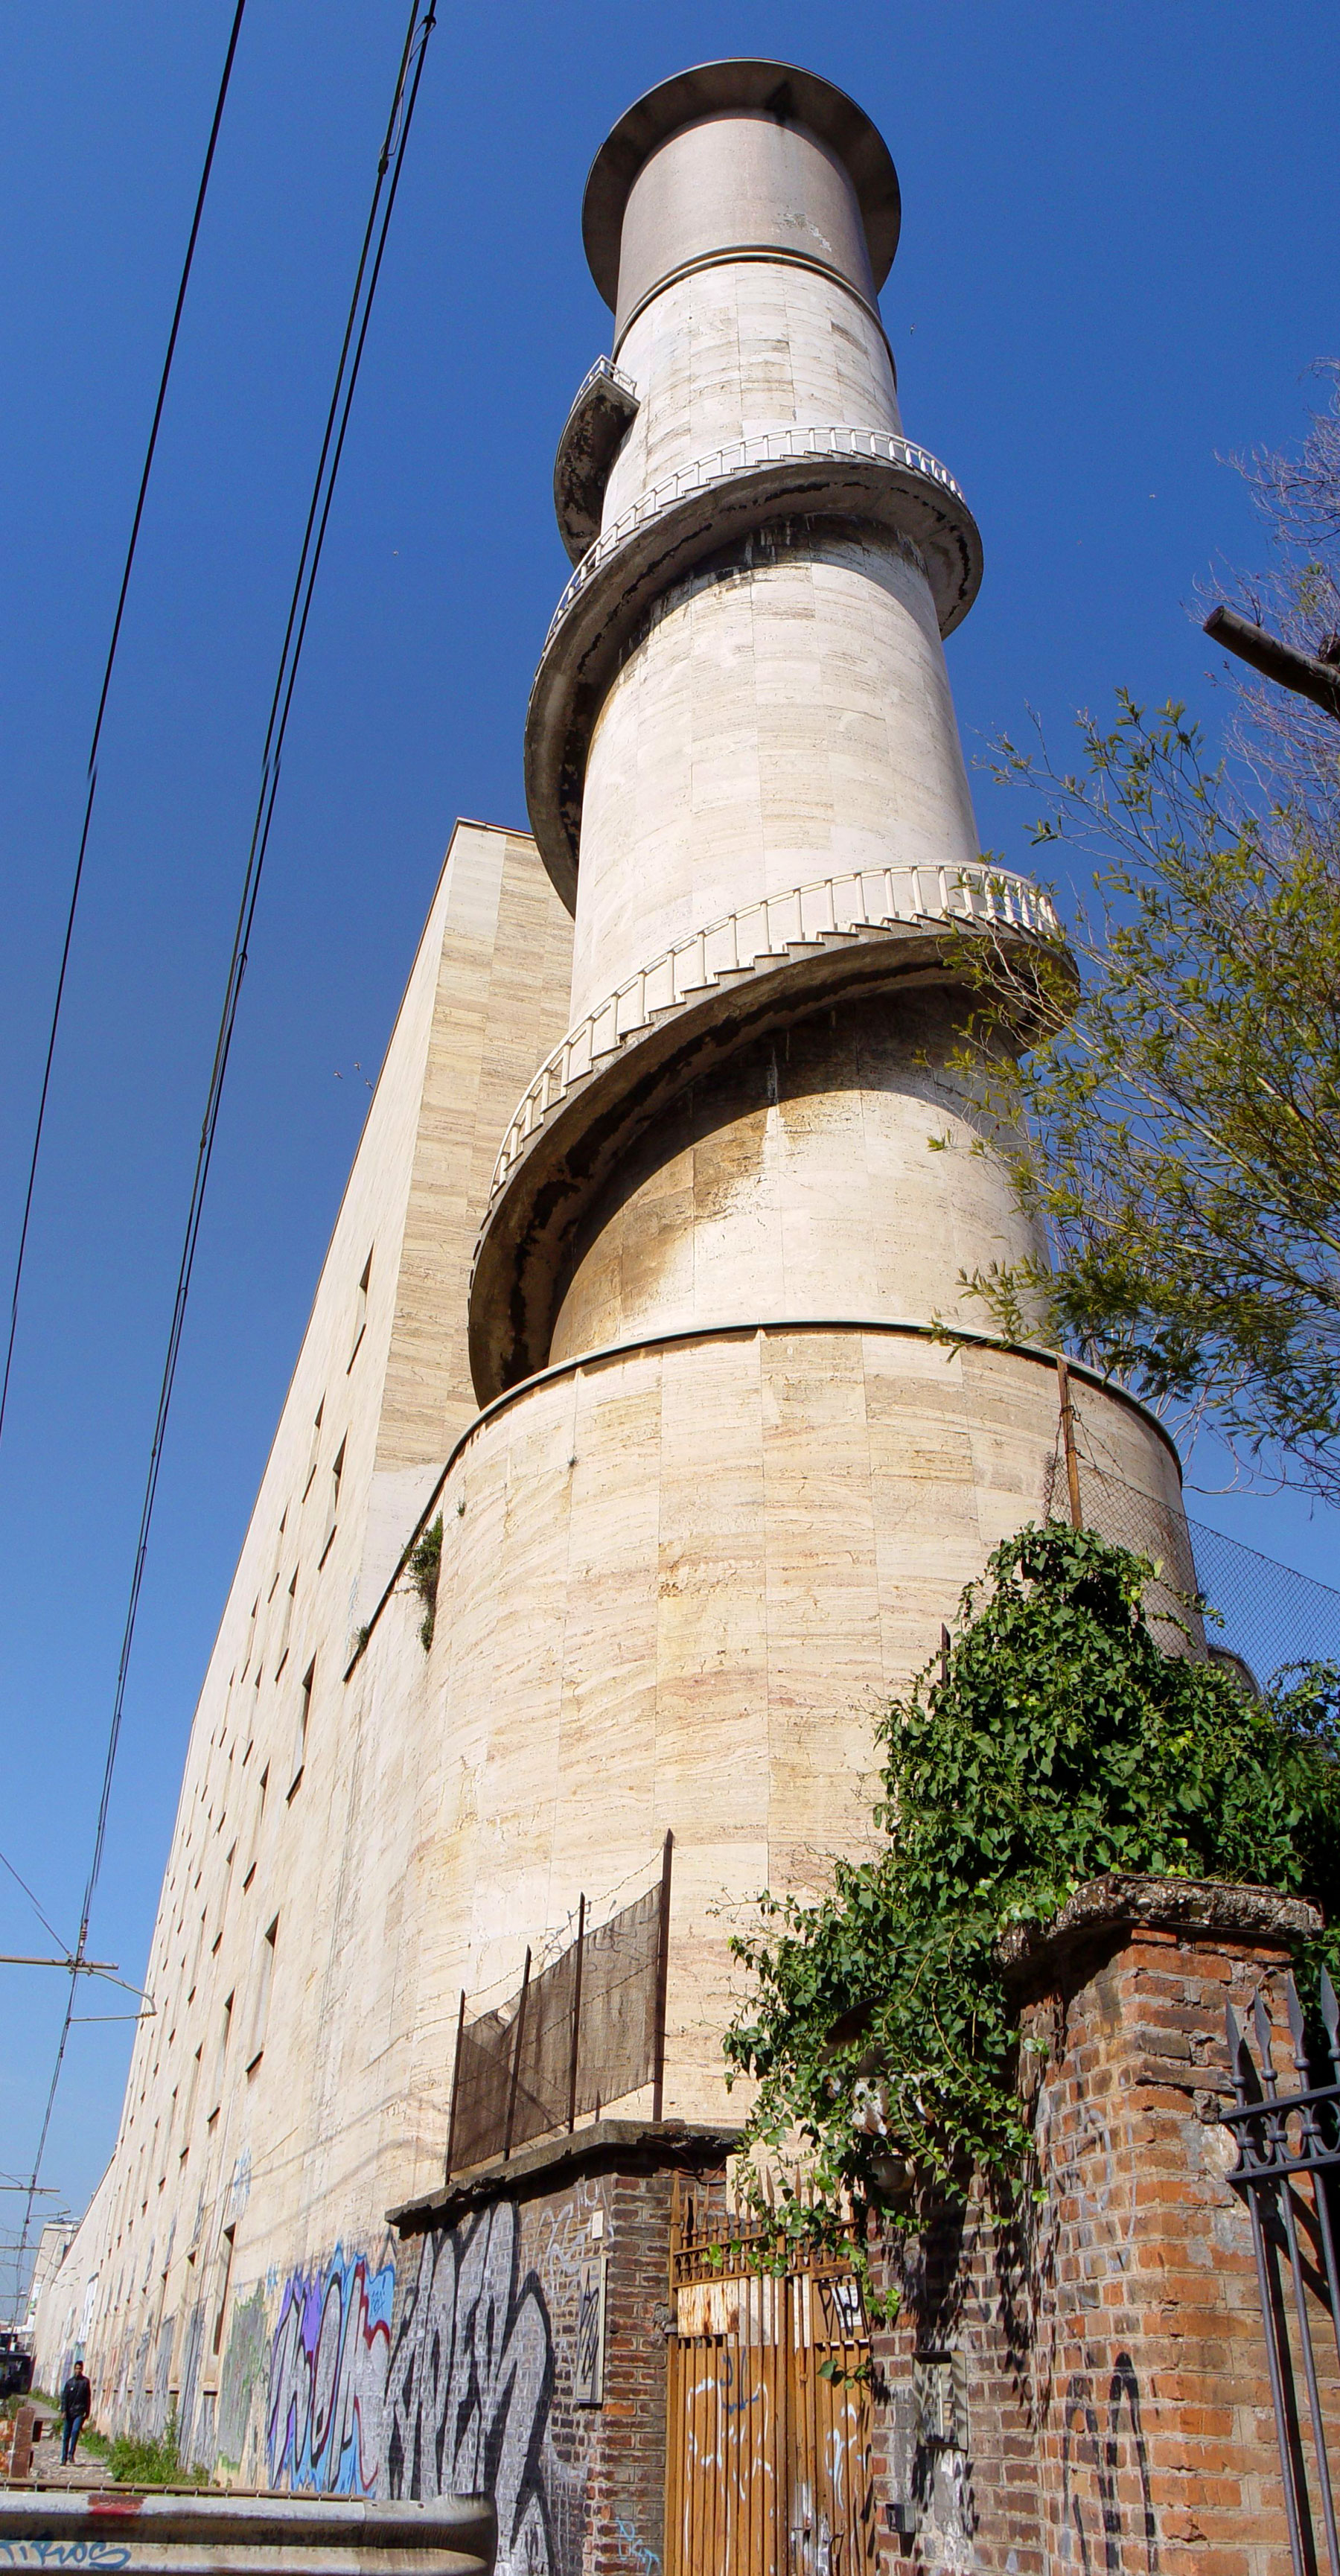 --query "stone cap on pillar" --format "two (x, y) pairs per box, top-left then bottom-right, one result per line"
(583, 60), (902, 332)
(999, 1872), (1322, 1989)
